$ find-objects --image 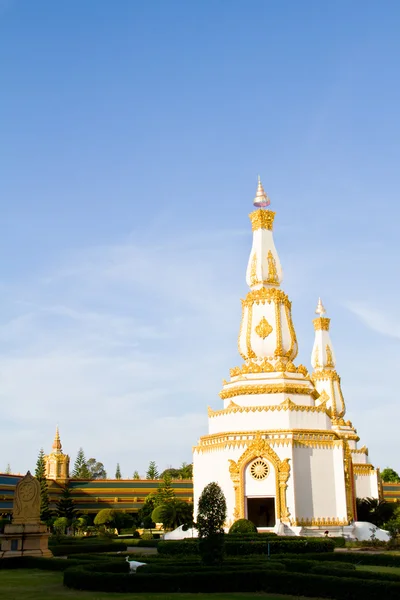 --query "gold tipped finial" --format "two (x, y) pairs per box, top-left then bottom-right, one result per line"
(52, 425), (62, 452)
(315, 297), (326, 316)
(253, 175), (270, 208)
